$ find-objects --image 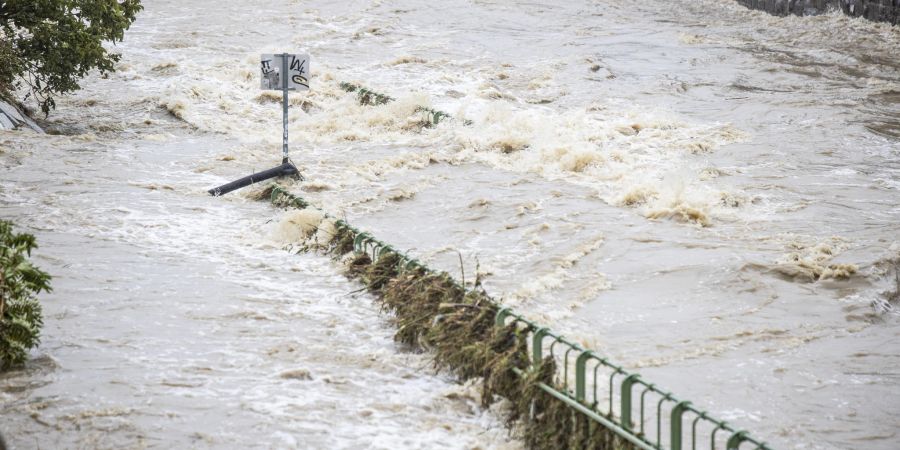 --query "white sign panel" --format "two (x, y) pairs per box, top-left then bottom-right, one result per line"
(260, 54), (309, 91)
